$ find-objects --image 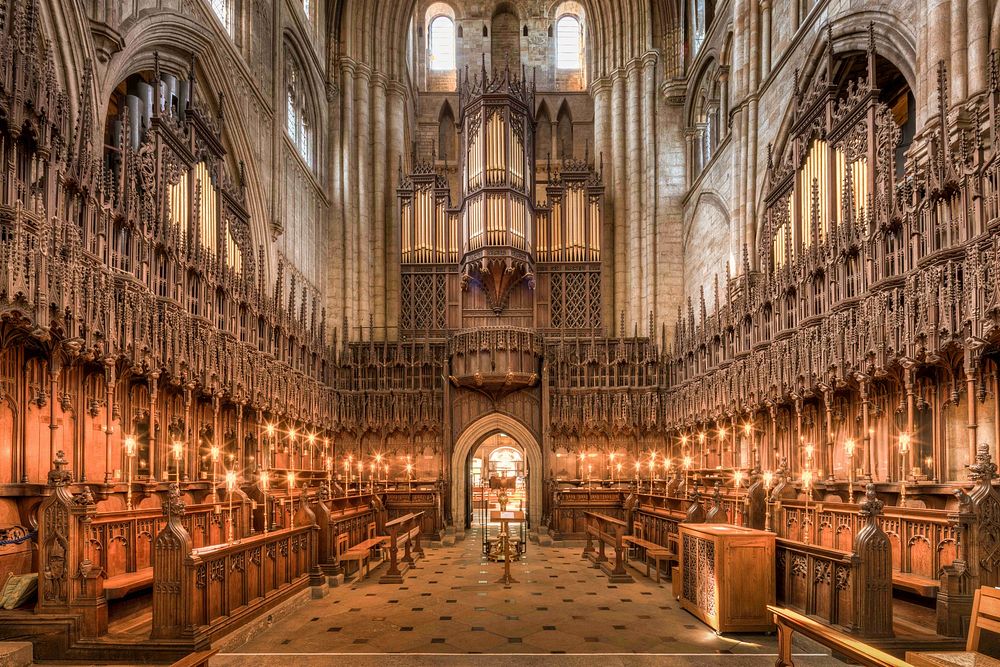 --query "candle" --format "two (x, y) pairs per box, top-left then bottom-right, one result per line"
(172, 440), (184, 483)
(225, 470), (237, 543)
(260, 469), (270, 534)
(288, 470), (297, 529)
(210, 444), (220, 496)
(124, 435), (136, 510)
